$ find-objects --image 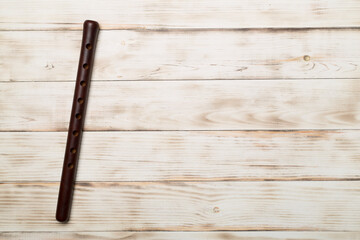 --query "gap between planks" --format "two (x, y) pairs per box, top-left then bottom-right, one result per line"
(2, 27), (360, 32)
(2, 129), (360, 132)
(1, 231), (360, 240)
(3, 78), (360, 83)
